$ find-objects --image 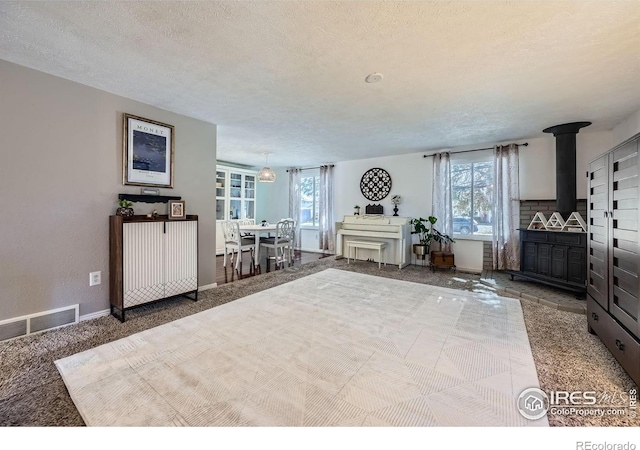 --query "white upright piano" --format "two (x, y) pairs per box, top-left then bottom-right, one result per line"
(335, 215), (411, 269)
